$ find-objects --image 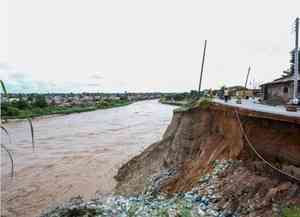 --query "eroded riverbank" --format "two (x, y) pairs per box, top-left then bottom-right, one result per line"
(115, 101), (300, 216)
(1, 100), (176, 217)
